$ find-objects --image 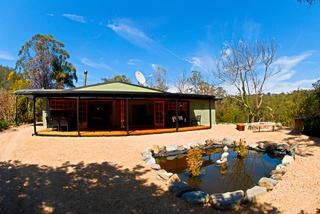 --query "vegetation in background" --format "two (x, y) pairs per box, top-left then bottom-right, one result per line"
(216, 86), (320, 128)
(0, 119), (8, 130)
(0, 34), (76, 130)
(16, 34), (77, 89)
(148, 65), (169, 91)
(102, 75), (131, 83)
(186, 147), (203, 177)
(175, 70), (226, 97)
